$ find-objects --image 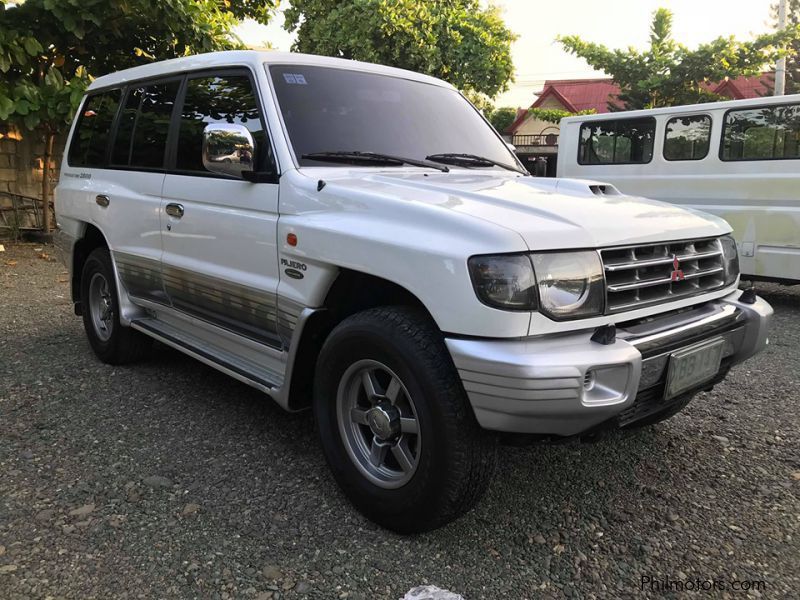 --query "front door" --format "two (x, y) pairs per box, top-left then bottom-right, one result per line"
(160, 70), (282, 348)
